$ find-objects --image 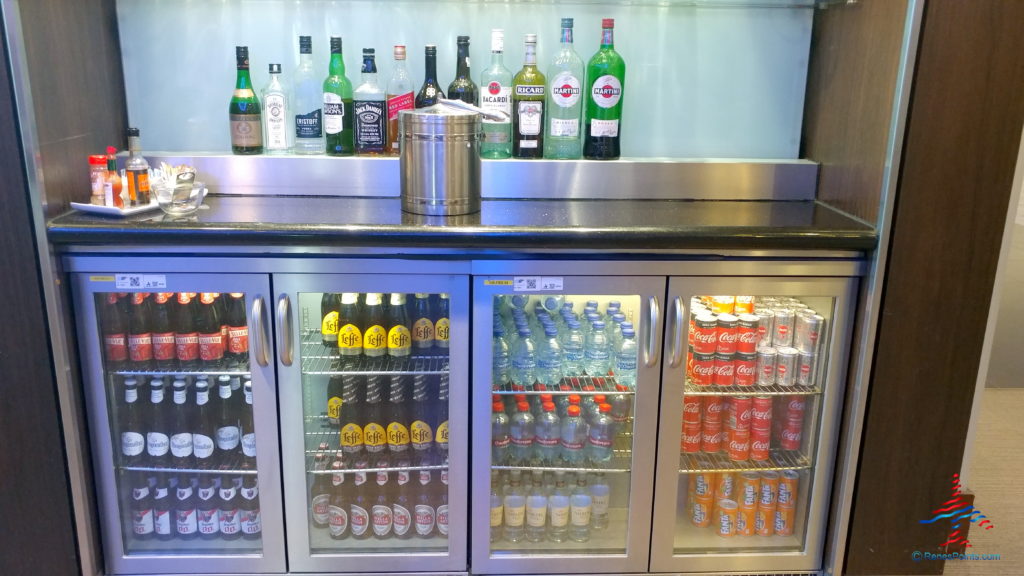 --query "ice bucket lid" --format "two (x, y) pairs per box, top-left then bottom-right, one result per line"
(400, 104), (481, 128)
